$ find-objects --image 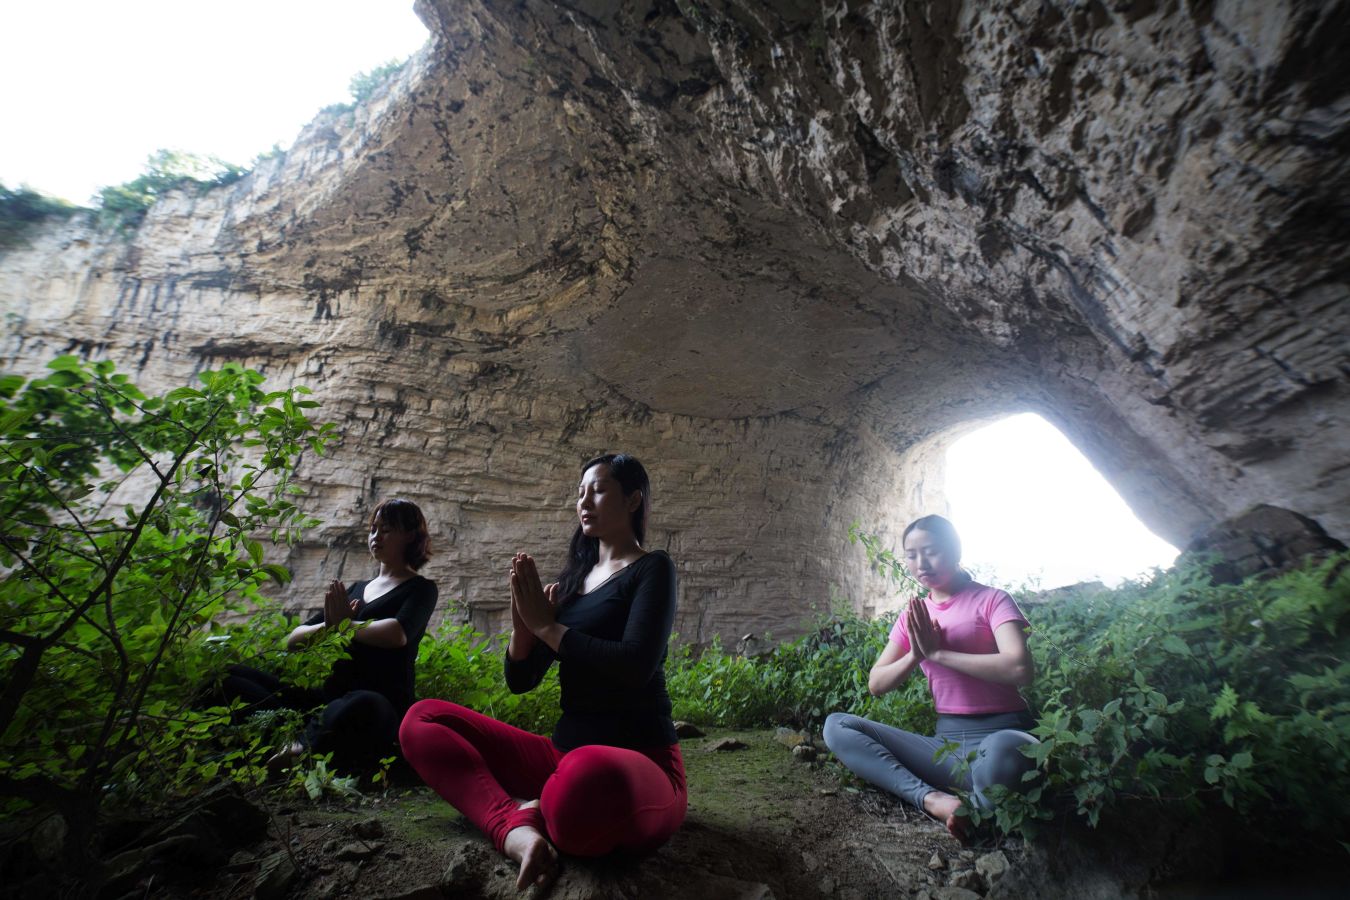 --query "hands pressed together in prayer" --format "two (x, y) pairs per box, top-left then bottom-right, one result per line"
(510, 553), (565, 649)
(323, 579), (358, 626)
(907, 598), (943, 661)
